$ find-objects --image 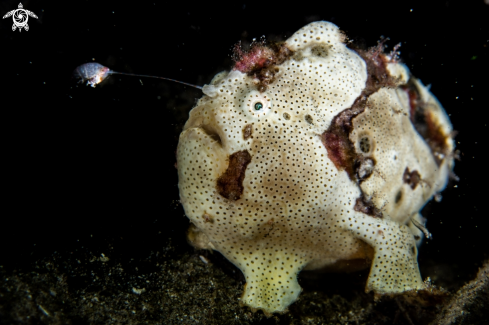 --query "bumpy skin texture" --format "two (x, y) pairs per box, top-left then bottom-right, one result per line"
(177, 21), (454, 314)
